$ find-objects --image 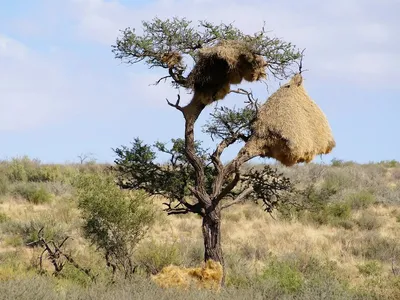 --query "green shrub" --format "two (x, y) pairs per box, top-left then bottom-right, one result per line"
(328, 202), (351, 220)
(12, 183), (52, 204)
(310, 201), (351, 227)
(4, 235), (24, 247)
(1, 214), (67, 245)
(75, 173), (156, 278)
(396, 214), (400, 223)
(224, 252), (260, 288)
(350, 232), (400, 262)
(330, 158), (355, 167)
(336, 219), (356, 230)
(356, 212), (381, 231)
(357, 260), (383, 276)
(135, 240), (182, 275)
(7, 157), (30, 182)
(261, 260), (304, 293)
(322, 172), (353, 193)
(0, 211), (9, 223)
(380, 160), (398, 168)
(0, 174), (9, 195)
(346, 191), (376, 210)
